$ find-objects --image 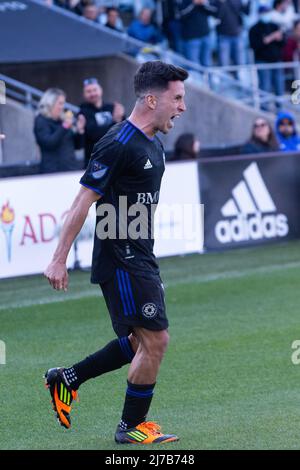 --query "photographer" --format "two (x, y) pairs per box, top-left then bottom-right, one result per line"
(34, 88), (85, 173)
